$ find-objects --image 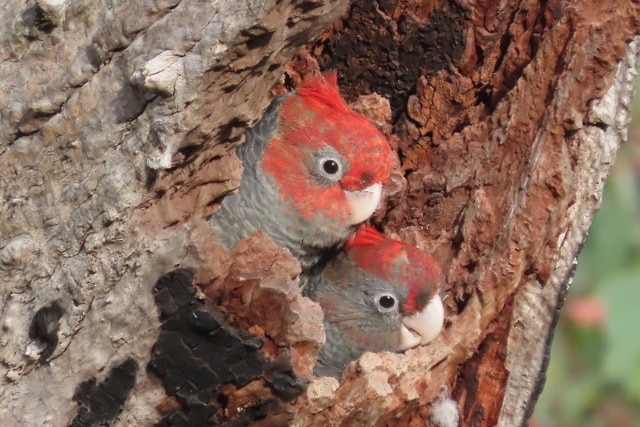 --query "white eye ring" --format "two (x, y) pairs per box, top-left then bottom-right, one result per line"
(374, 292), (398, 313)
